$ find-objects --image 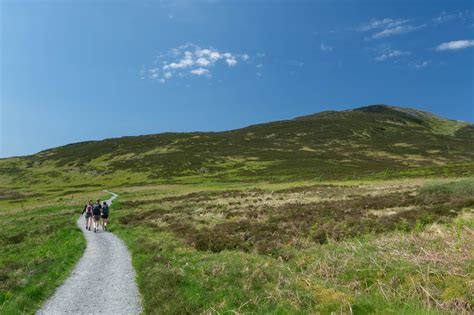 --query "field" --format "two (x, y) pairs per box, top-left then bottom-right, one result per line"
(111, 179), (474, 313)
(1, 177), (473, 314)
(0, 191), (106, 314)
